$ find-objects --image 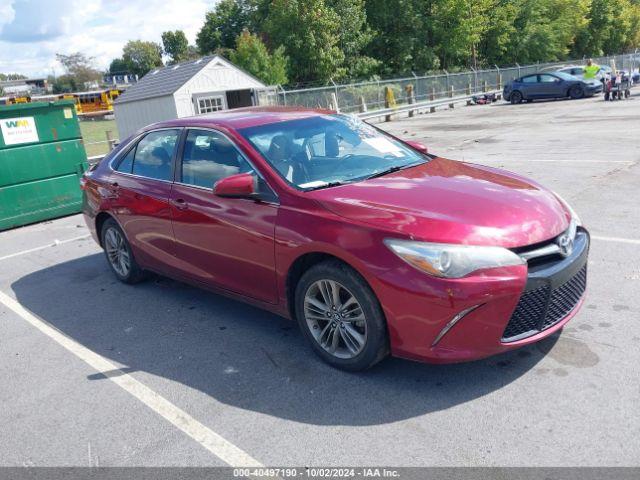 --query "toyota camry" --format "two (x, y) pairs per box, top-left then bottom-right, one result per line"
(83, 107), (588, 371)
